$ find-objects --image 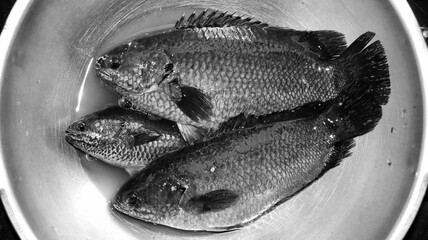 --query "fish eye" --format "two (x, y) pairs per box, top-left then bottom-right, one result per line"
(126, 193), (139, 205)
(179, 186), (187, 193)
(118, 98), (133, 109)
(76, 122), (86, 131)
(110, 57), (121, 70)
(164, 63), (174, 73)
